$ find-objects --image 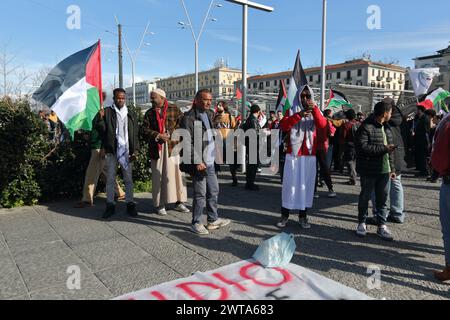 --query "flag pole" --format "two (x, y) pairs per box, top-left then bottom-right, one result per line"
(320, 0), (327, 110)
